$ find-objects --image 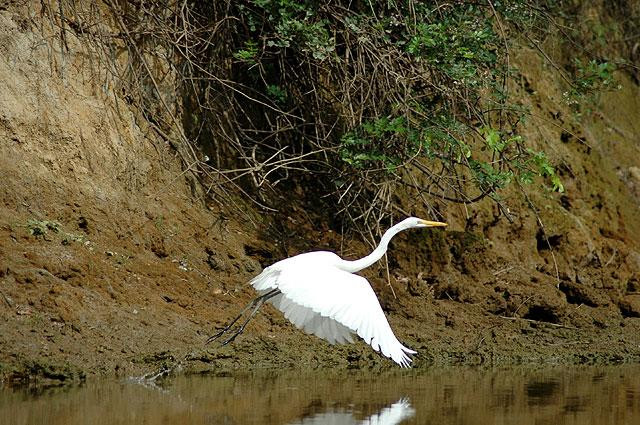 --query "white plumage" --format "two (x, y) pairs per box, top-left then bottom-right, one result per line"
(209, 217), (447, 367)
(252, 251), (415, 366)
